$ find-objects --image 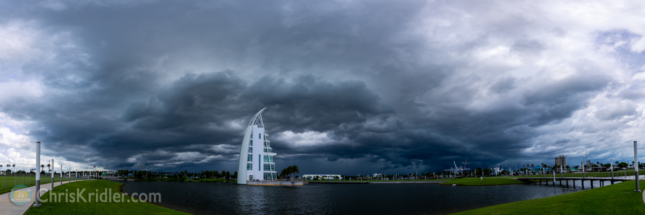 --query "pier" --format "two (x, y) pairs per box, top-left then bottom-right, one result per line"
(517, 176), (643, 189)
